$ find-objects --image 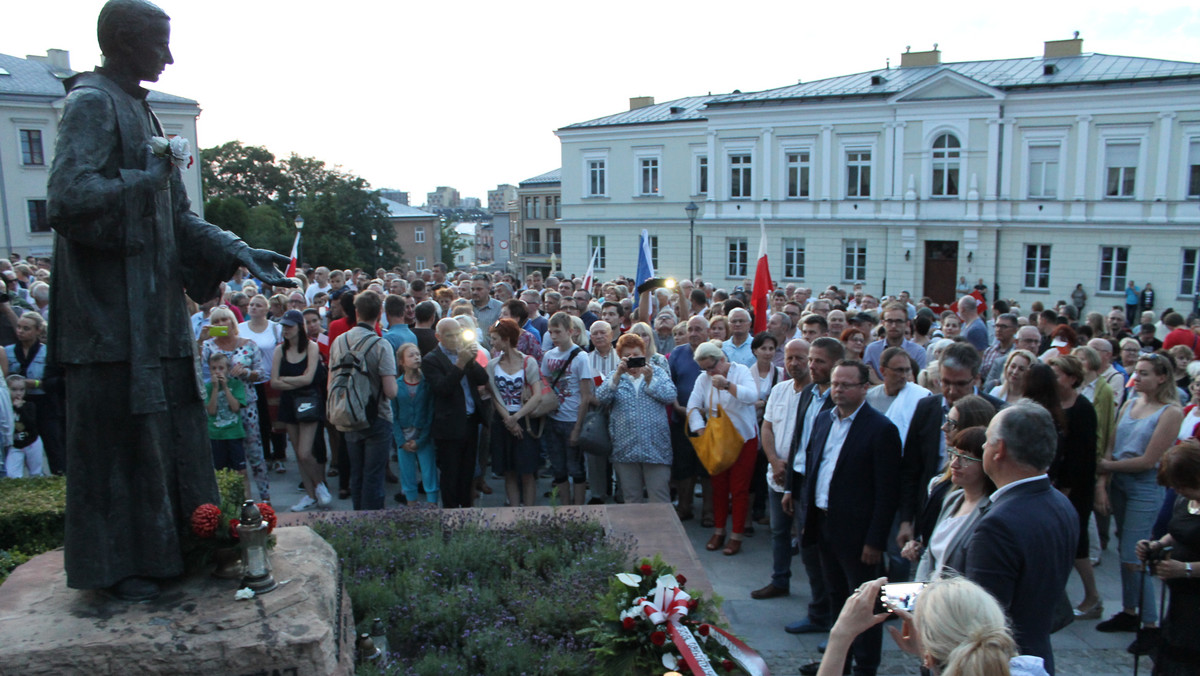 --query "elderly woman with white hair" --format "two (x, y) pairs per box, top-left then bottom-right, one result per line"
(688, 340), (759, 556)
